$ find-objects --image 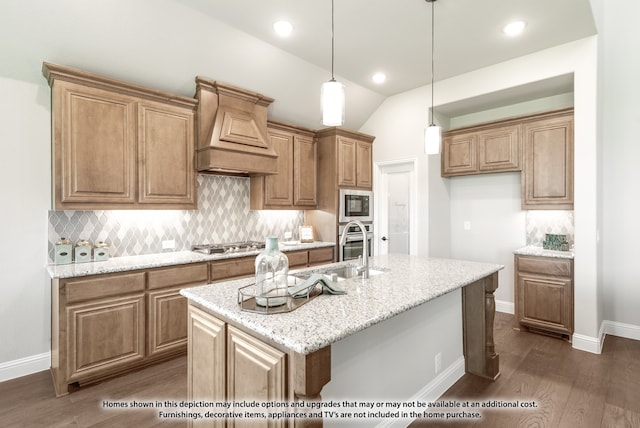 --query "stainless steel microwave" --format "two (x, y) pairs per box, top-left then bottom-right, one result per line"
(339, 189), (373, 223)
